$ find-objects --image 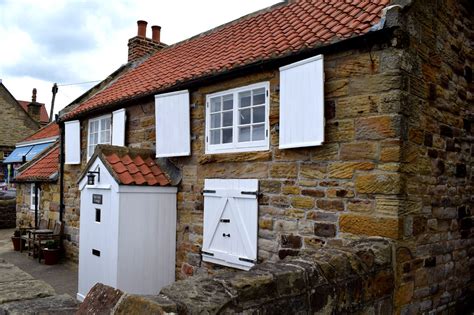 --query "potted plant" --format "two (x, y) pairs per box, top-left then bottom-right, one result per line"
(11, 229), (26, 251)
(42, 240), (60, 265)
